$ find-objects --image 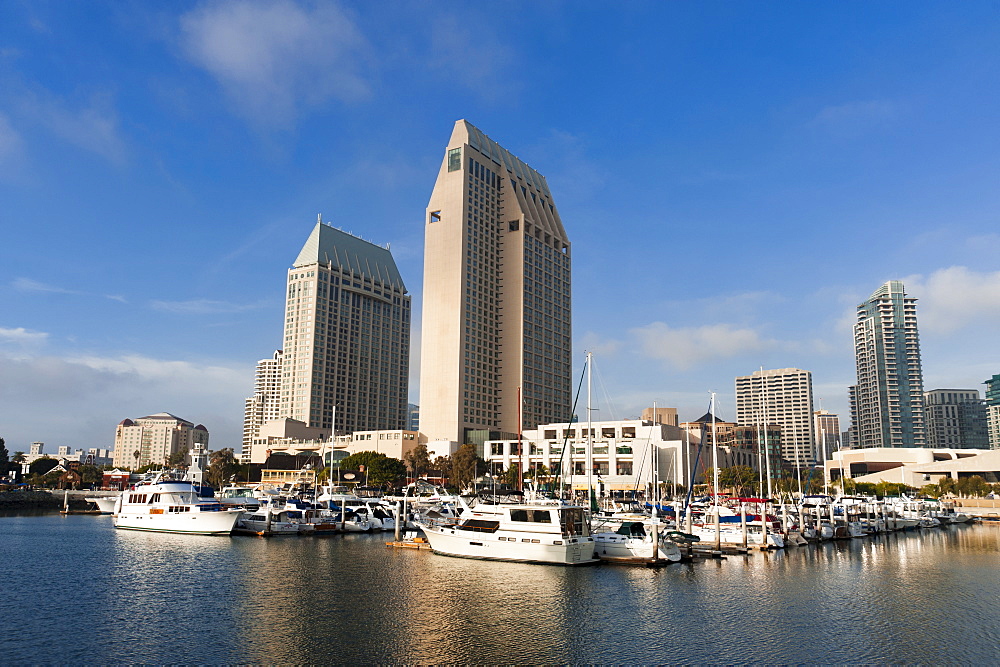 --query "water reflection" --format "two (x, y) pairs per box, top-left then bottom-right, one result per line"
(1, 516), (998, 664)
